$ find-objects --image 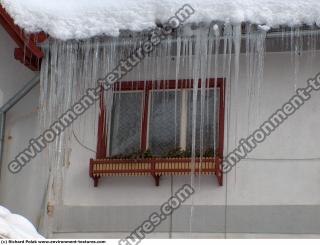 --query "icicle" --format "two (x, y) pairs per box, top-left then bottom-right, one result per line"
(256, 30), (266, 124)
(189, 27), (201, 234)
(213, 24), (220, 171)
(175, 36), (181, 147)
(232, 25), (241, 149)
(37, 20), (320, 238)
